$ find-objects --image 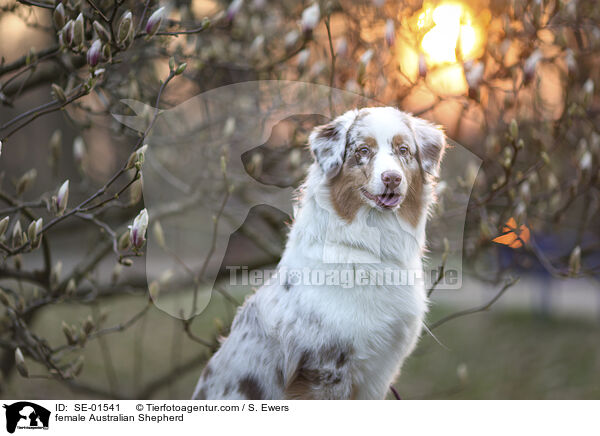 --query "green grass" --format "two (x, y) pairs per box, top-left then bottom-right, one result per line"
(3, 292), (599, 400)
